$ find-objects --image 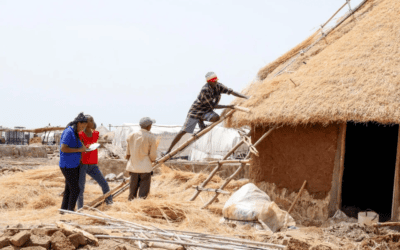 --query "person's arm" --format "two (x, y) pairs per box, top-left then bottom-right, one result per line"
(60, 129), (87, 153)
(218, 82), (250, 100)
(149, 136), (158, 162)
(61, 143), (87, 153)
